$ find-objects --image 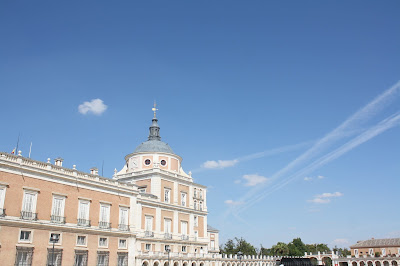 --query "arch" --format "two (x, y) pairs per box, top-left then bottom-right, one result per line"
(200, 263), (204, 266)
(232, 263), (236, 266)
(154, 261), (160, 266)
(143, 261), (150, 266)
(174, 262), (180, 266)
(322, 257), (332, 266)
(310, 258), (318, 266)
(222, 263), (226, 266)
(376, 262), (381, 266)
(192, 262), (197, 266)
(392, 261), (398, 266)
(383, 261), (390, 266)
(183, 261), (189, 266)
(352, 261), (357, 266)
(360, 261), (365, 266)
(367, 261), (373, 266)
(227, 263), (231, 266)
